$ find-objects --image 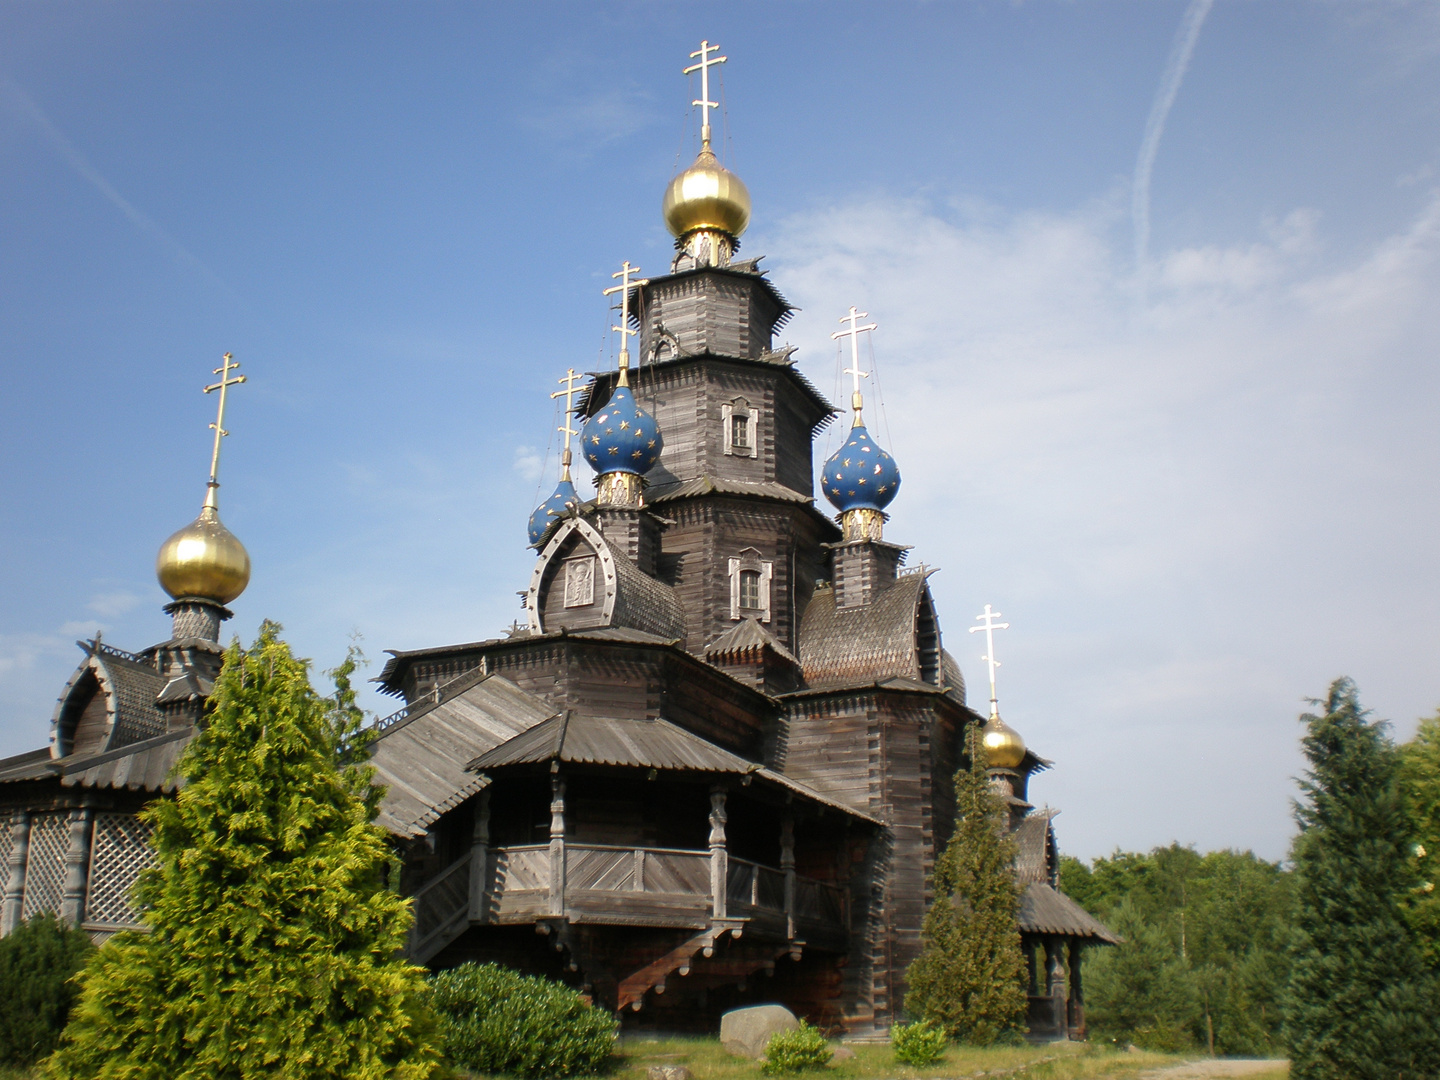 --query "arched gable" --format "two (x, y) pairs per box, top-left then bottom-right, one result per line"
(49, 651), (166, 760)
(526, 517), (618, 633)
